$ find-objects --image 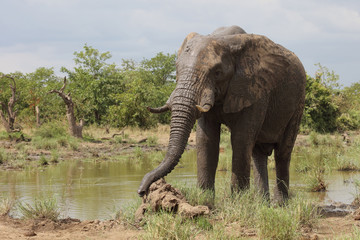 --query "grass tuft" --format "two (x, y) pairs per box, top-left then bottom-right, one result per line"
(39, 155), (49, 166)
(142, 212), (200, 240)
(257, 205), (299, 240)
(18, 197), (60, 221)
(0, 148), (8, 164)
(0, 195), (15, 216)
